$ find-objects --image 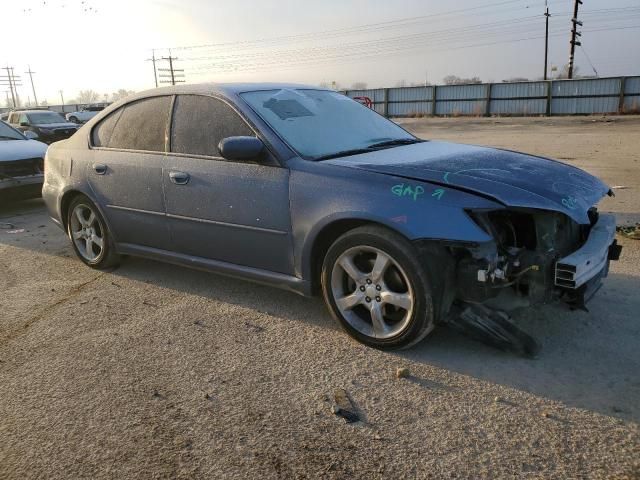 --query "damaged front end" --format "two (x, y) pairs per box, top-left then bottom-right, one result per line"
(438, 207), (621, 356)
(459, 207), (620, 311)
